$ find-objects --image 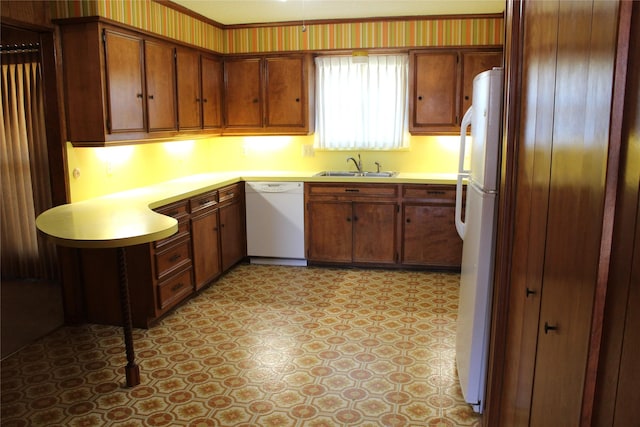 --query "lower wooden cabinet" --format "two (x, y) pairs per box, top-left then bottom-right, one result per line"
(80, 184), (246, 328)
(305, 183), (399, 266)
(305, 182), (462, 269)
(401, 185), (463, 268)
